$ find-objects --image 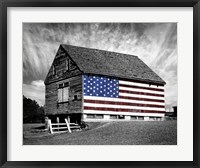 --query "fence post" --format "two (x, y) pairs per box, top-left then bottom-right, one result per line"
(48, 119), (53, 134)
(65, 118), (71, 133)
(45, 117), (49, 130)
